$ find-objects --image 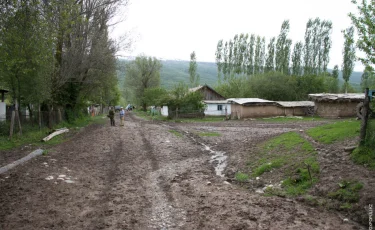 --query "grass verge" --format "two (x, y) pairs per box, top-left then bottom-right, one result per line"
(247, 131), (318, 196)
(259, 116), (325, 122)
(306, 120), (360, 144)
(0, 115), (105, 151)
